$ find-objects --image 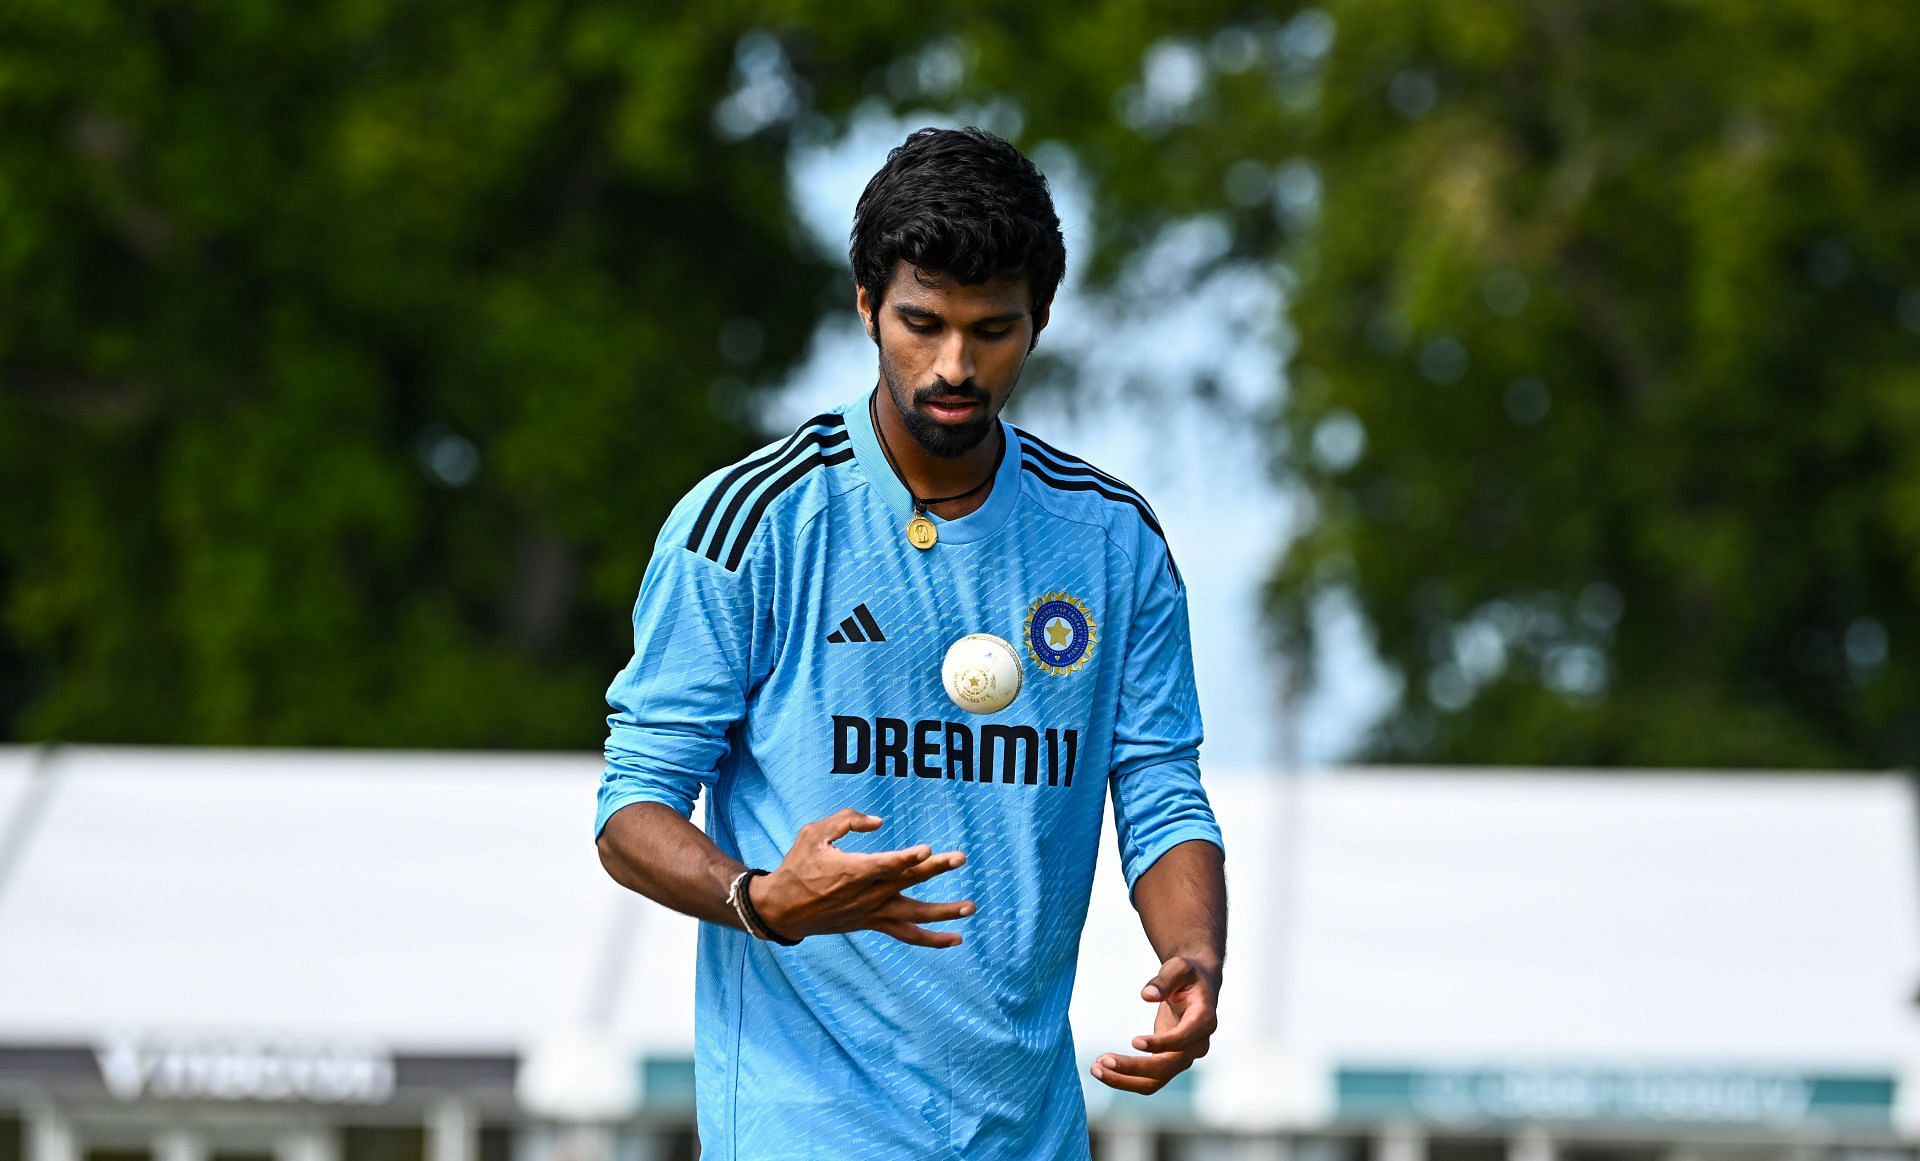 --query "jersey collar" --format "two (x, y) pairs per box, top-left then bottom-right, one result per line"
(843, 389), (1023, 546)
